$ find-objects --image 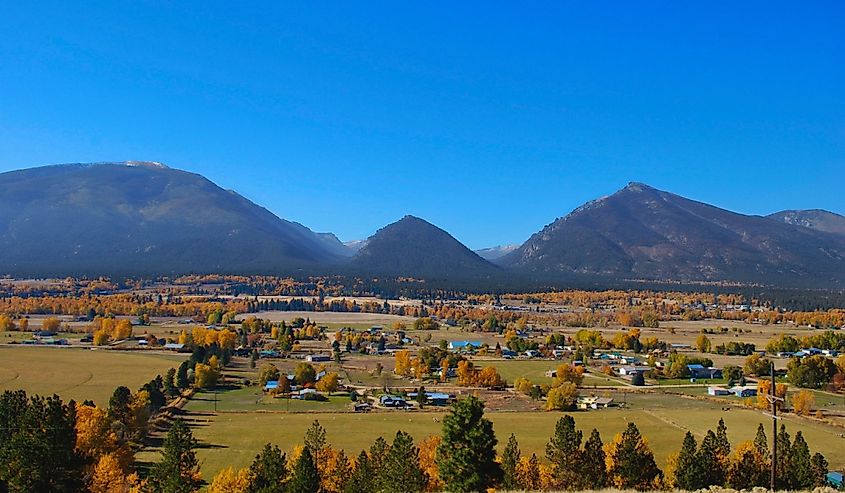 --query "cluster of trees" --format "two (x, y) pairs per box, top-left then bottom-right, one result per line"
(0, 293), (250, 319)
(90, 316), (134, 345)
(766, 331), (845, 353)
(670, 421), (828, 490)
(0, 367), (183, 492)
(513, 364), (583, 410)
